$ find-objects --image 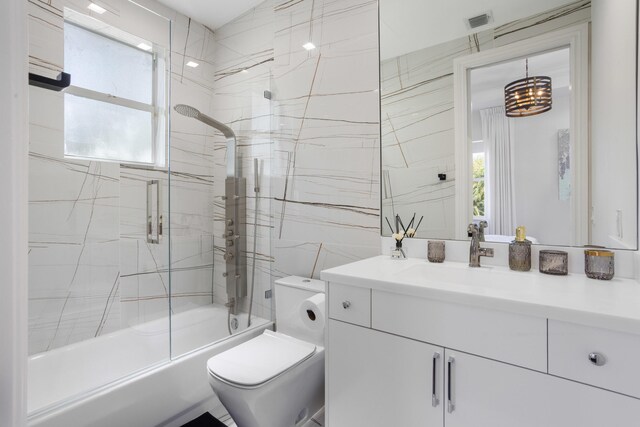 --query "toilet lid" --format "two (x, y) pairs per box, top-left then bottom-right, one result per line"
(207, 330), (316, 387)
